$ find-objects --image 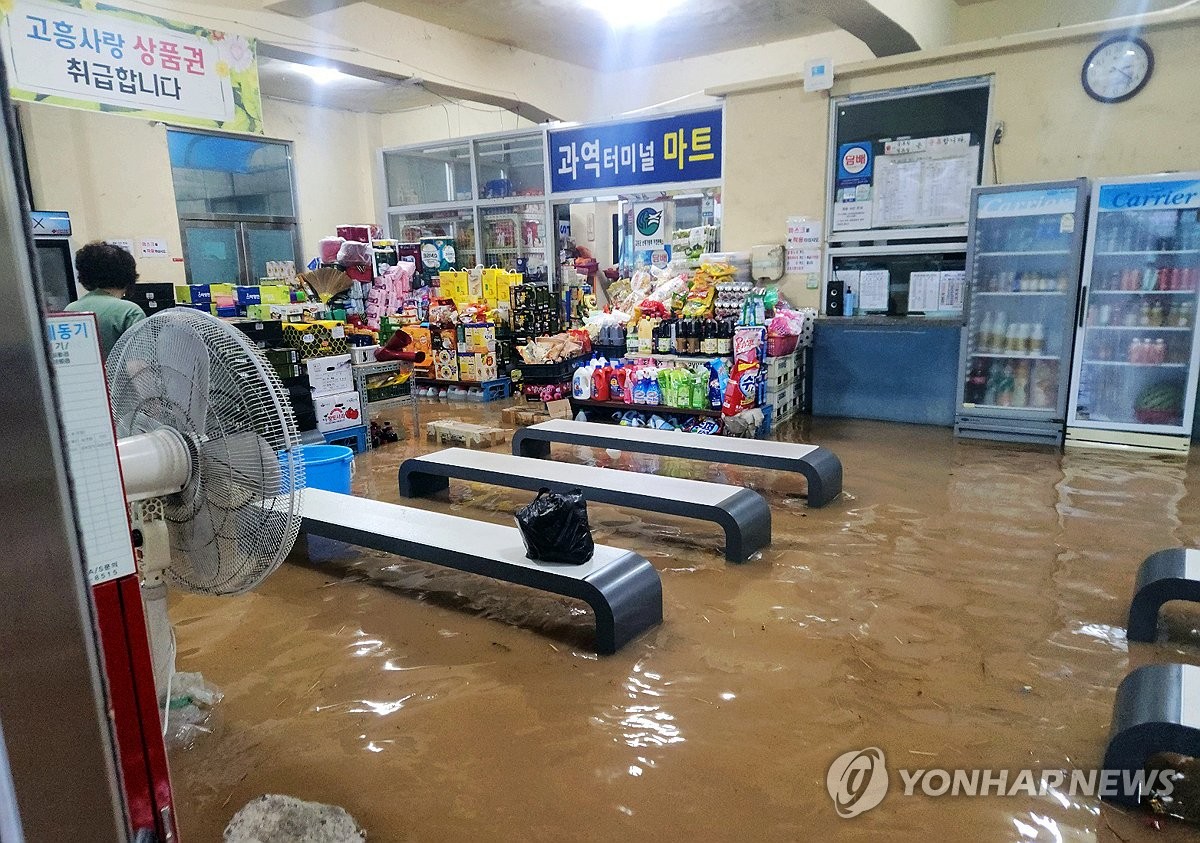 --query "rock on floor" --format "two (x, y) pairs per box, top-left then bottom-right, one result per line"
(224, 794), (366, 842)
